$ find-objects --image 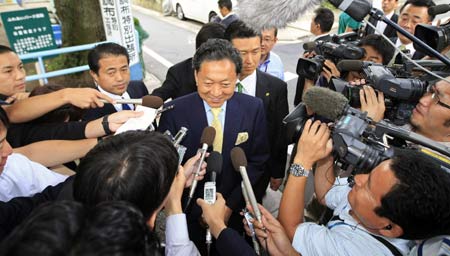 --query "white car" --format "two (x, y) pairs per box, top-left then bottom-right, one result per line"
(172, 0), (237, 24)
